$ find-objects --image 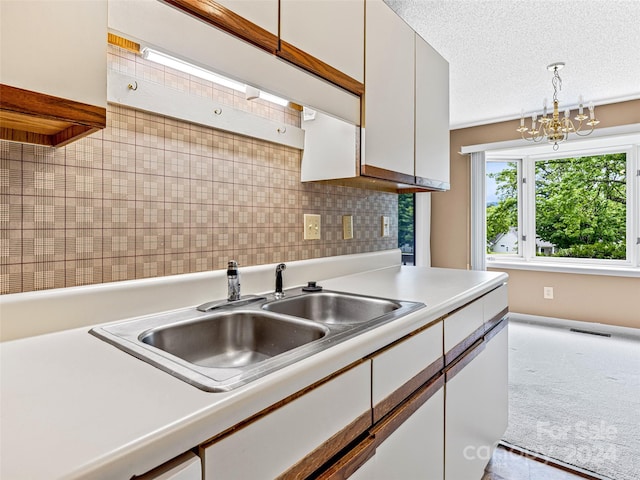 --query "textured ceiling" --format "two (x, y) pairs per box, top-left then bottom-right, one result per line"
(384, 0), (640, 128)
